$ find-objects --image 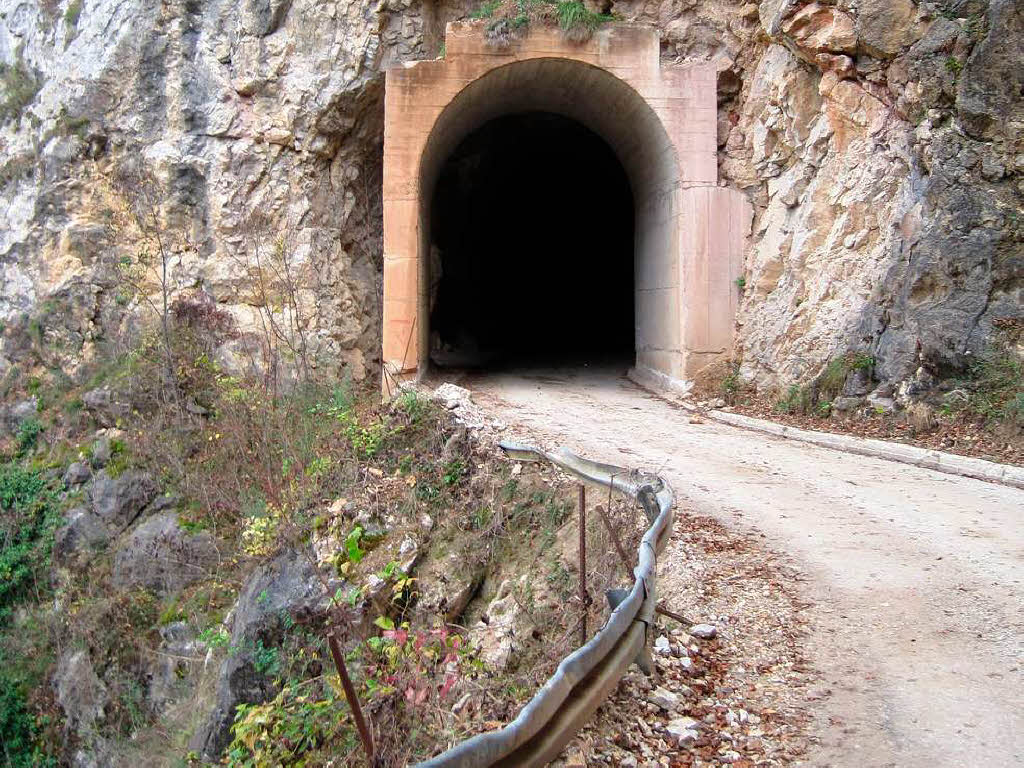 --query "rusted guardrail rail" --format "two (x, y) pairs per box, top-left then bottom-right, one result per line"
(412, 441), (675, 768)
